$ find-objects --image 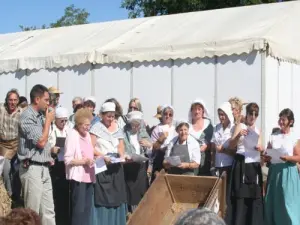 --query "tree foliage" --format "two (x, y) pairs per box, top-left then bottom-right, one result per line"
(121, 0), (292, 18)
(19, 4), (89, 31)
